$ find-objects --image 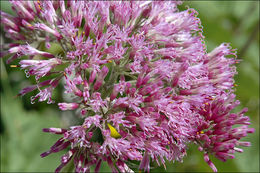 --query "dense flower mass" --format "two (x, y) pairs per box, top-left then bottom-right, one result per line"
(1, 1), (254, 172)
